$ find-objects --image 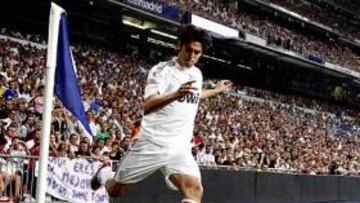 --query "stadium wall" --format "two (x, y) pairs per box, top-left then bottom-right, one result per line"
(114, 169), (360, 203)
